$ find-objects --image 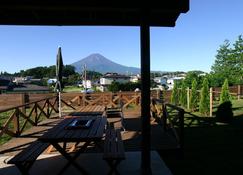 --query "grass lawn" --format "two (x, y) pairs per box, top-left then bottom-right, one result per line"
(163, 99), (243, 175)
(63, 86), (82, 92)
